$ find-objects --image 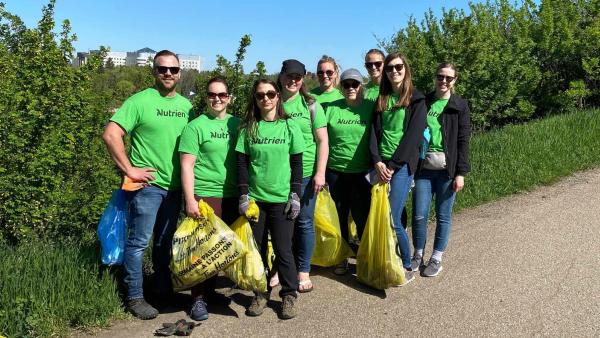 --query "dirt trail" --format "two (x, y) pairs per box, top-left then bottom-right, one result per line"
(78, 168), (600, 337)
